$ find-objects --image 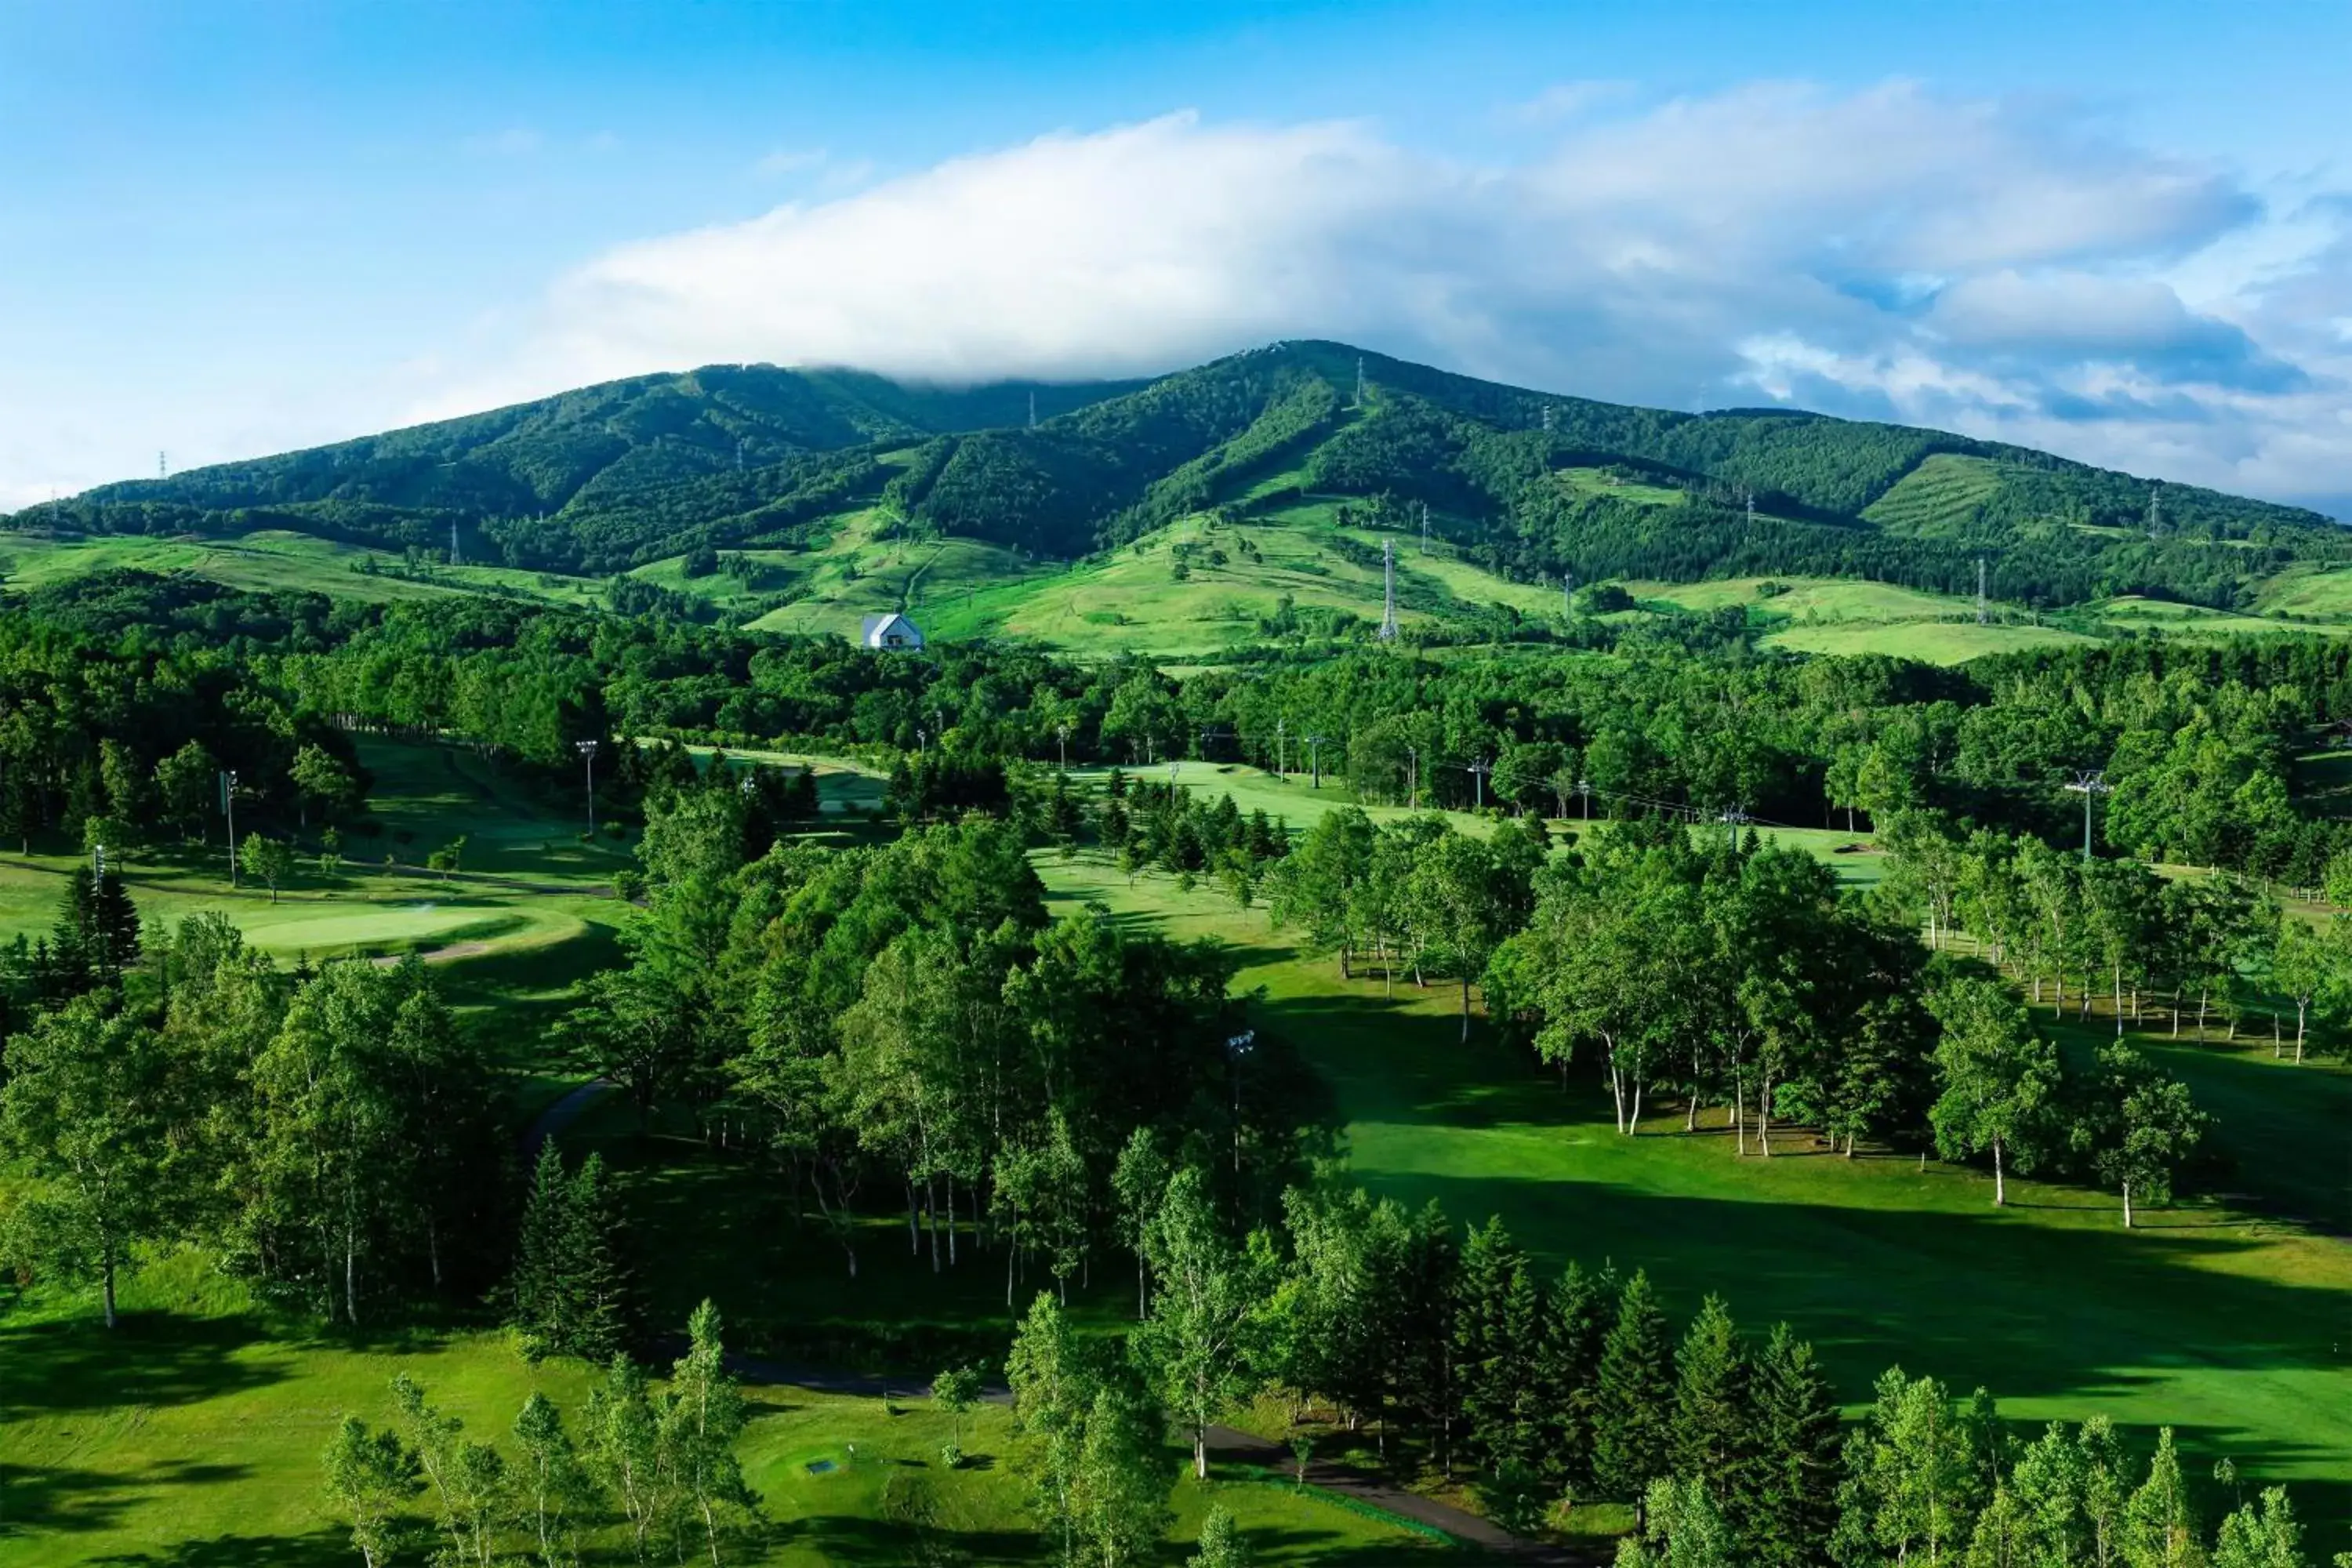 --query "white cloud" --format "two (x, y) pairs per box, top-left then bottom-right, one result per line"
(431, 85), (2346, 513)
